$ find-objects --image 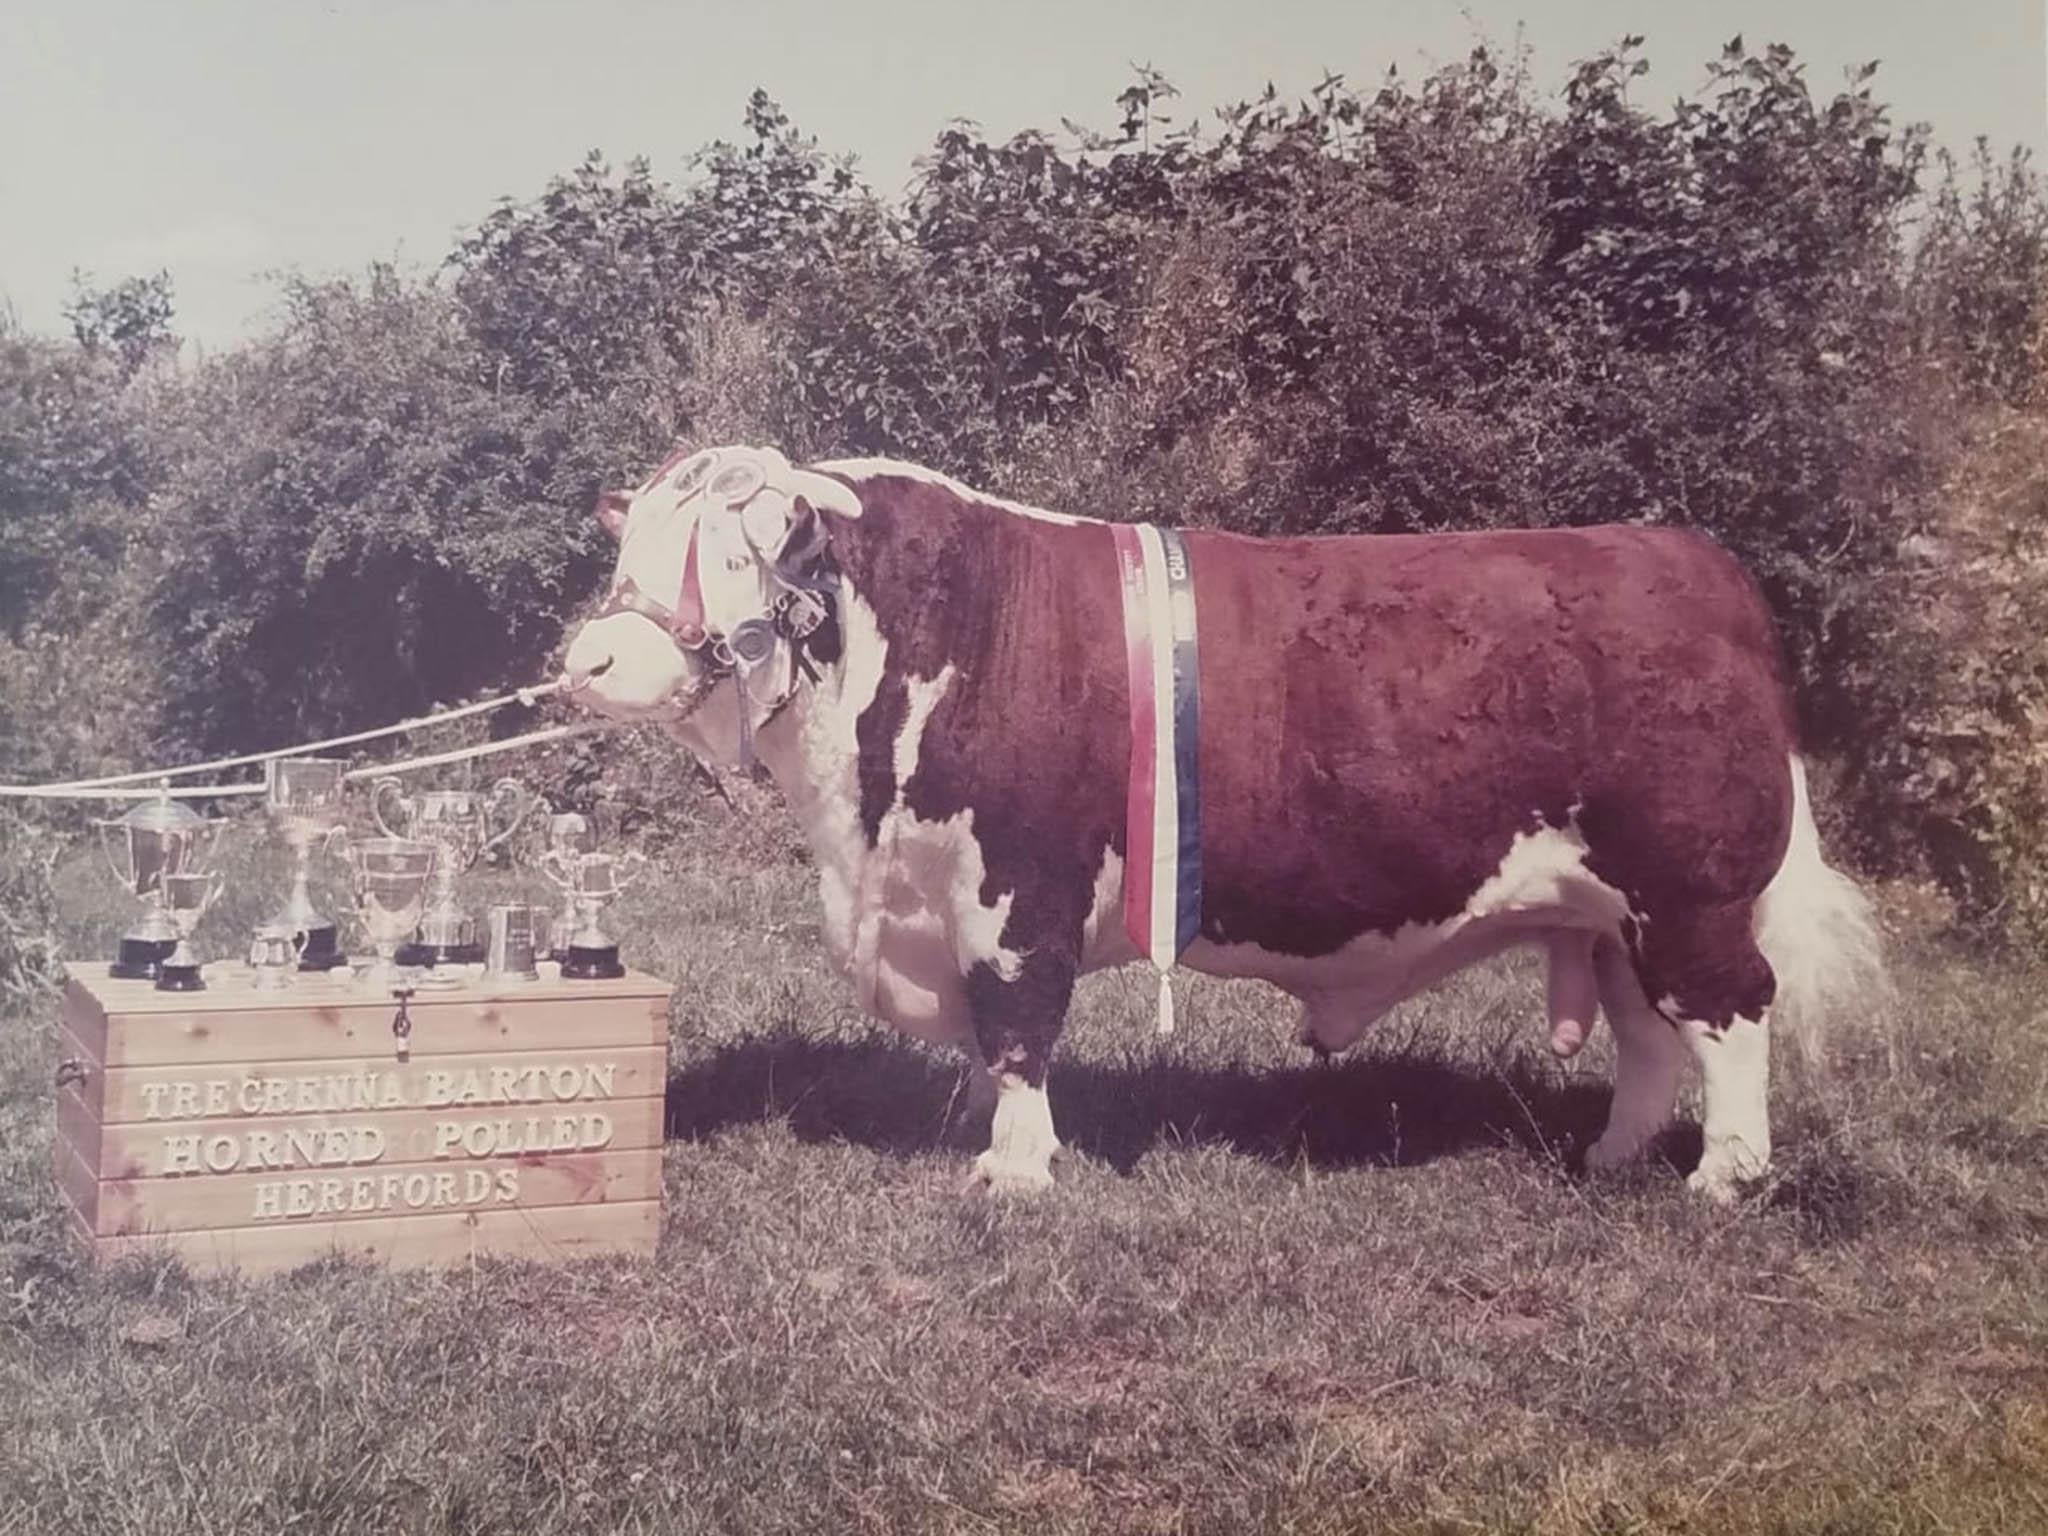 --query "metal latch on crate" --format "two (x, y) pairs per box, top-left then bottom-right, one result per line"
(54, 1058), (89, 1090)
(390, 988), (415, 1062)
